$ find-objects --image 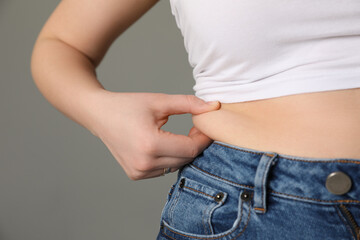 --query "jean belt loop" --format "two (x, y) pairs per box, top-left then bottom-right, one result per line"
(253, 152), (278, 214)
